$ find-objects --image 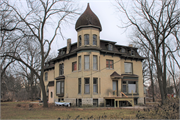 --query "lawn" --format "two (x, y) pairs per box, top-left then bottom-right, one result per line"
(1, 101), (139, 119)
